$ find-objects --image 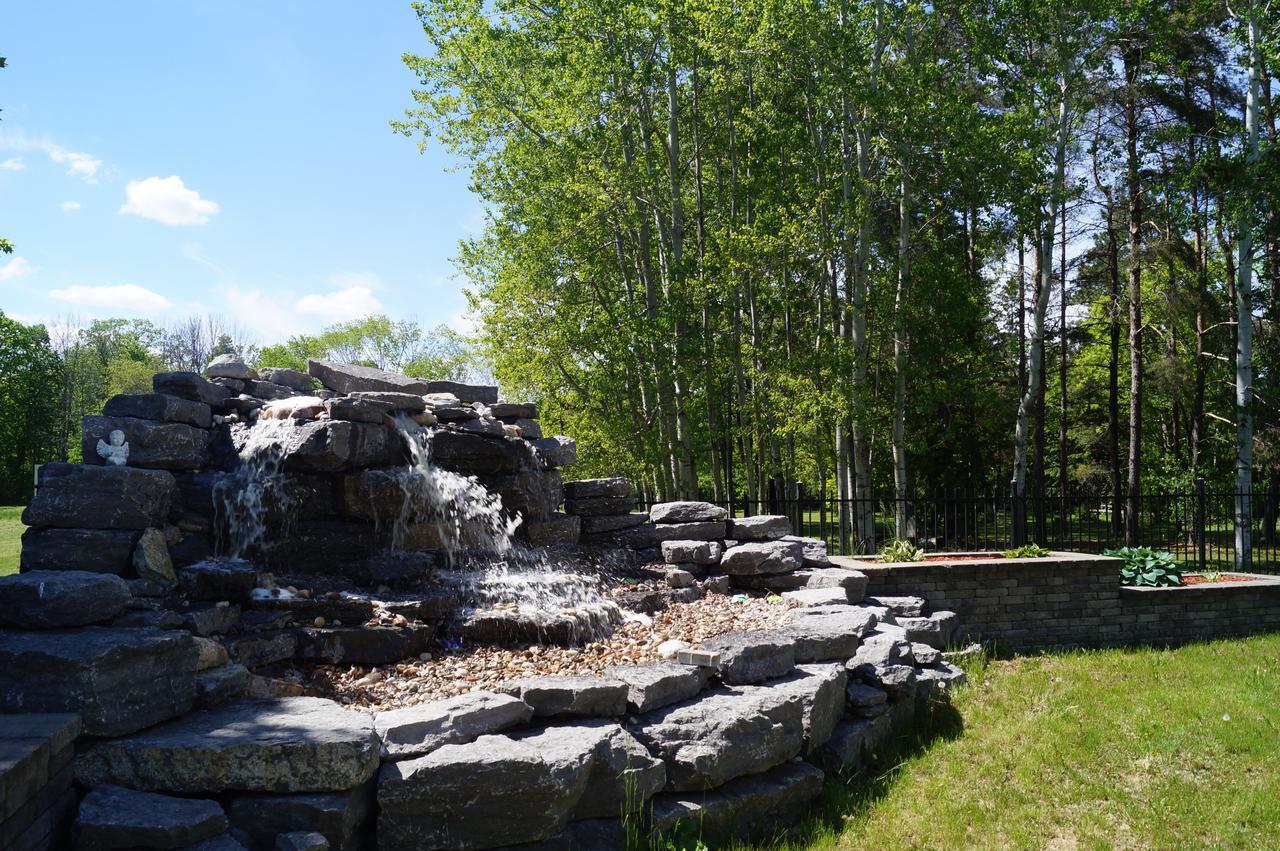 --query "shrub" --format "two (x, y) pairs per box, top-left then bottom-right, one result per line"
(1003, 543), (1052, 559)
(879, 538), (925, 563)
(1105, 546), (1184, 587)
